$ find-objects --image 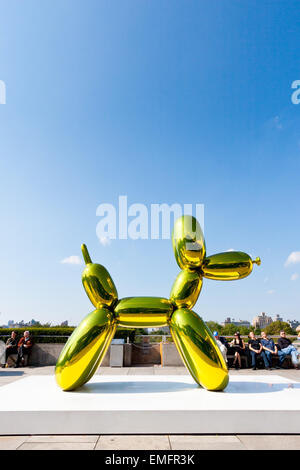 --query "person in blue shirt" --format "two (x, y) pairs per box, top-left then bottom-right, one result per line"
(260, 331), (279, 369)
(248, 332), (270, 370)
